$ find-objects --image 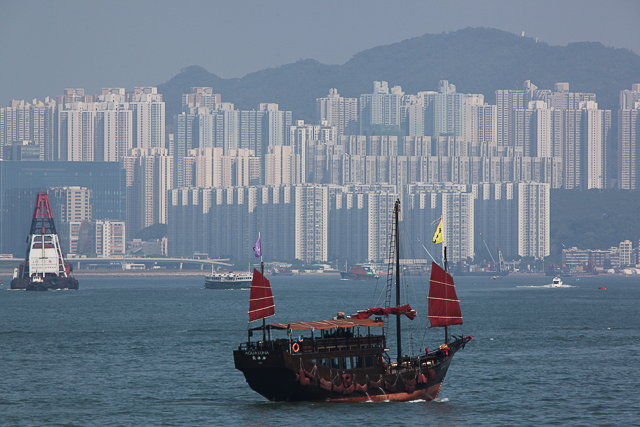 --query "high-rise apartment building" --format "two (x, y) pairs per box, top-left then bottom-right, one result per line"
(289, 120), (337, 183)
(182, 87), (221, 110)
(618, 239), (633, 267)
(424, 81), (466, 138)
(359, 81), (402, 135)
(617, 84), (640, 189)
(183, 147), (259, 188)
(1, 98), (56, 161)
(264, 145), (295, 185)
(57, 88), (160, 162)
(168, 185), (295, 260)
(95, 220), (126, 257)
(50, 186), (93, 222)
(294, 185), (329, 263)
(173, 112), (197, 187)
(123, 148), (173, 239)
(516, 182), (550, 259)
(463, 97), (497, 150)
(127, 87), (165, 150)
(316, 89), (358, 136)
